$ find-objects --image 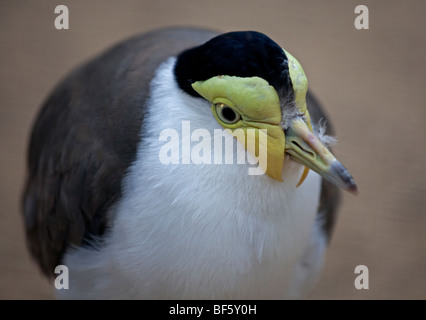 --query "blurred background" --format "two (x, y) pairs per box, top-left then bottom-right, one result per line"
(1, 0), (425, 299)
